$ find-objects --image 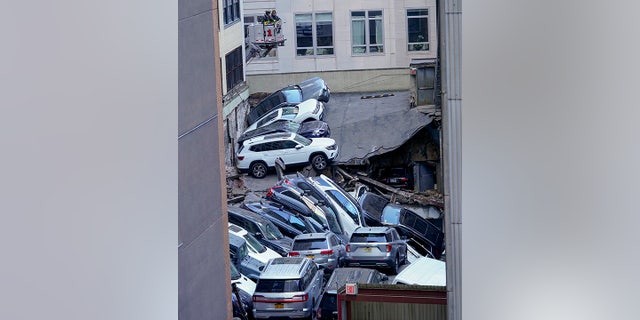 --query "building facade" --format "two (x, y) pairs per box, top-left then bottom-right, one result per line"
(220, 0), (252, 166)
(179, 0), (232, 319)
(243, 0), (437, 93)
